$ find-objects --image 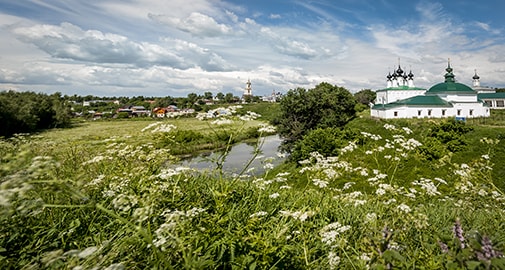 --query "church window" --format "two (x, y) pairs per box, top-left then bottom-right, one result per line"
(428, 109), (432, 116)
(497, 100), (505, 107)
(484, 100), (492, 107)
(469, 110), (473, 116)
(417, 110), (422, 116)
(394, 111), (398, 117)
(457, 109), (461, 116)
(442, 109), (446, 116)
